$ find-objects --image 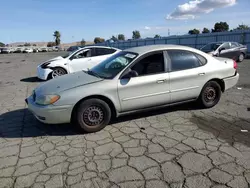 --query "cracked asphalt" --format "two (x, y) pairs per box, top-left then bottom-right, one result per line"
(0, 52), (250, 188)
